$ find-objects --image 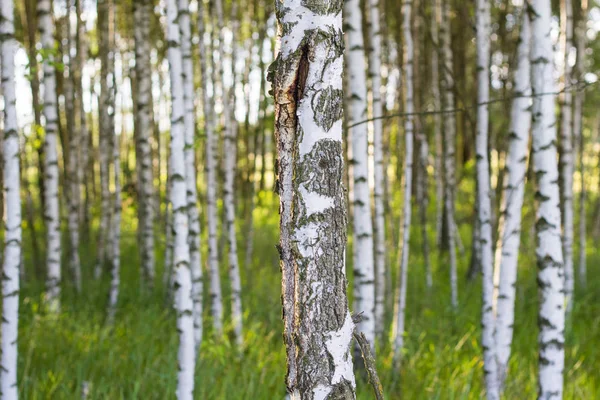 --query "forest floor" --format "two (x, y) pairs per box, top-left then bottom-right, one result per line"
(18, 188), (600, 399)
